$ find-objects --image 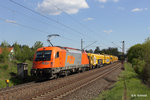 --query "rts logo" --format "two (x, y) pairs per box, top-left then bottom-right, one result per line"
(67, 55), (75, 64)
